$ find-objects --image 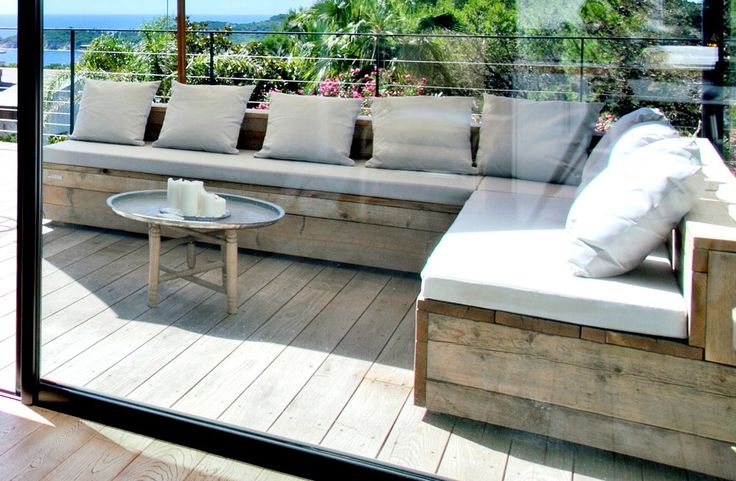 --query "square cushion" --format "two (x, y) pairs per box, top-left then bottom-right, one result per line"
(366, 96), (476, 174)
(255, 93), (361, 166)
(476, 94), (601, 185)
(153, 81), (255, 154)
(576, 108), (676, 195)
(567, 137), (704, 277)
(71, 79), (160, 146)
